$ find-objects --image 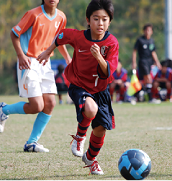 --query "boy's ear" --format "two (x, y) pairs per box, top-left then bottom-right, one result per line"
(86, 17), (90, 25)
